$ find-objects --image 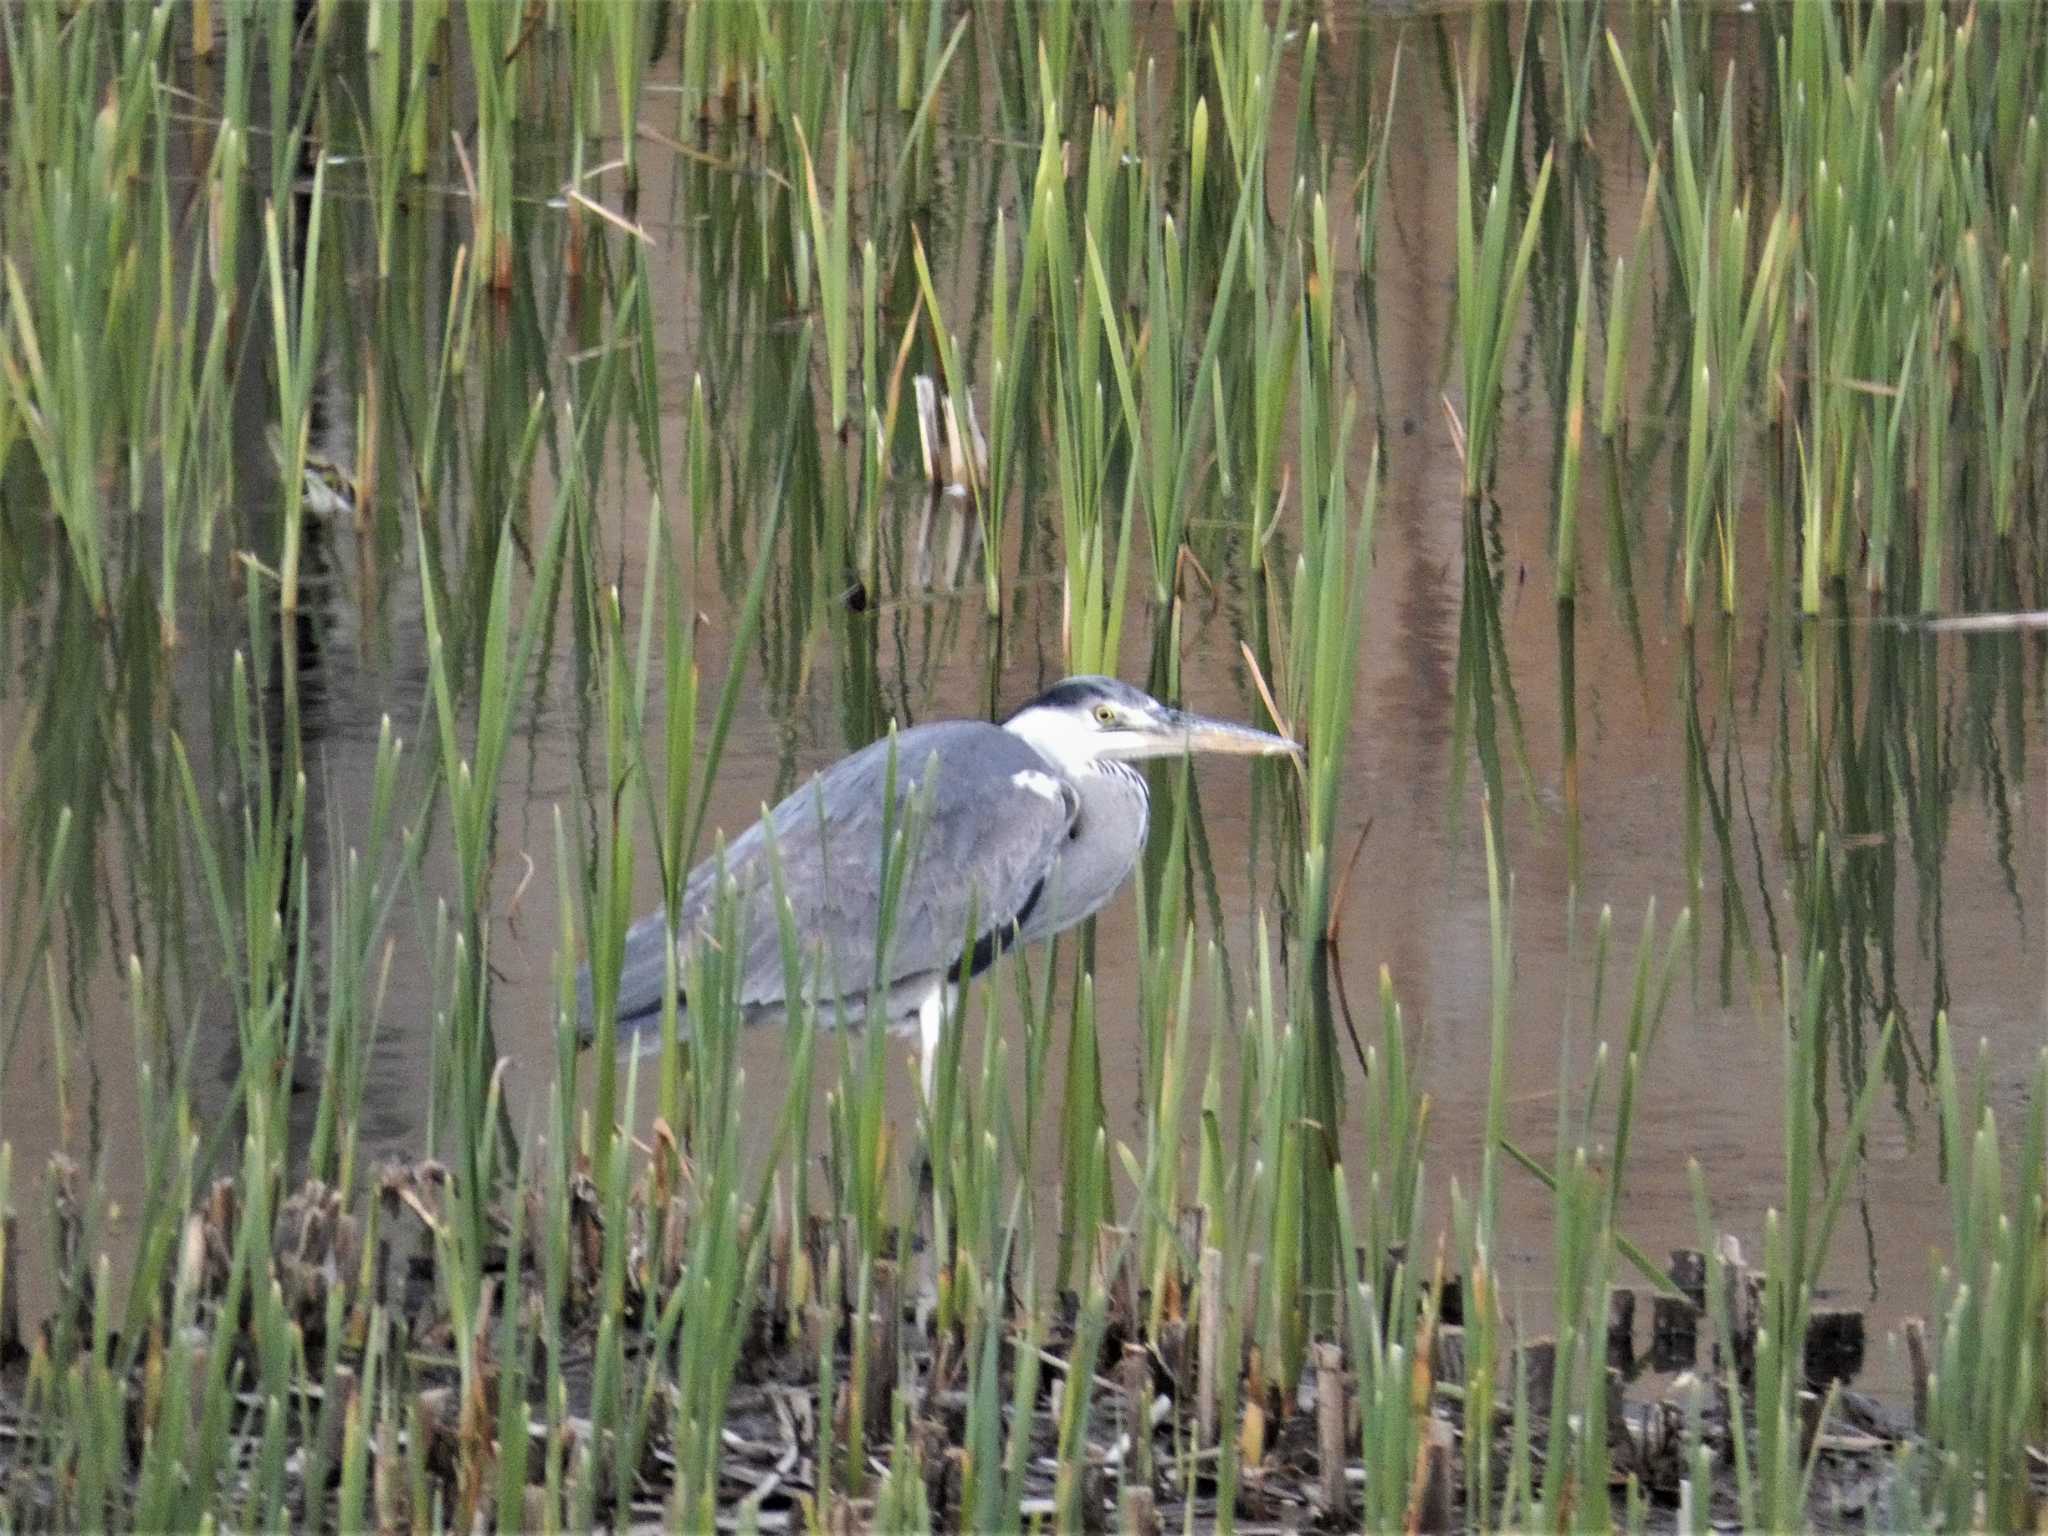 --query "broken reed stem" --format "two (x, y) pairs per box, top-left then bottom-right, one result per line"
(1607, 1286), (1637, 1373)
(1416, 1415), (1456, 1533)
(1119, 1482), (1158, 1536)
(864, 1259), (899, 1446)
(0, 1214), (17, 1362)
(1314, 1340), (1348, 1521)
(1196, 1244), (1222, 1449)
(1903, 1317), (1929, 1435)
(1119, 1341), (1153, 1490)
